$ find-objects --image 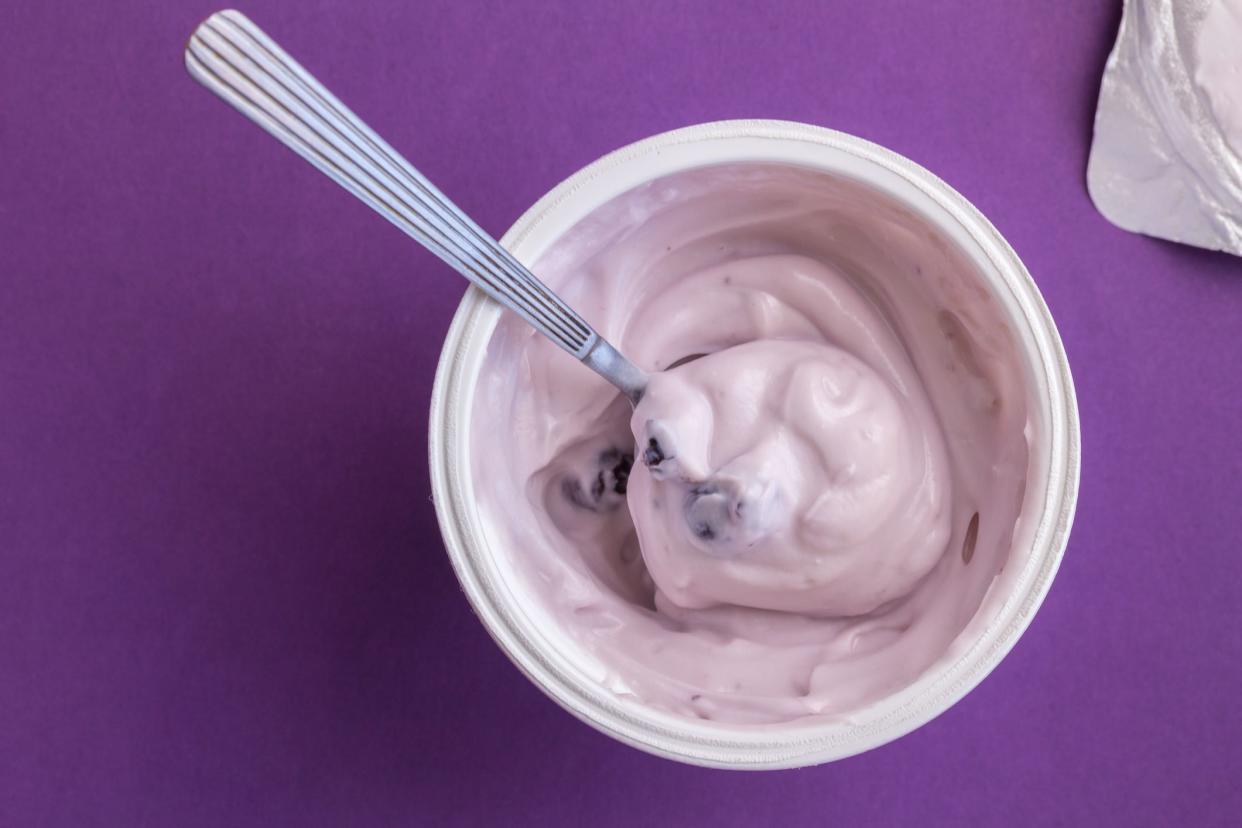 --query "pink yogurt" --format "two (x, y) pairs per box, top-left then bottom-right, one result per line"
(470, 163), (1032, 724)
